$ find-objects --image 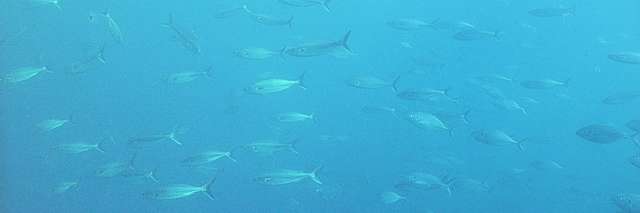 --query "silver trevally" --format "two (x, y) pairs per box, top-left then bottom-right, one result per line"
(143, 178), (216, 200)
(235, 47), (281, 60)
(519, 79), (569, 90)
(27, 0), (61, 10)
(346, 75), (400, 92)
(89, 11), (123, 44)
(576, 124), (629, 144)
(242, 5), (294, 27)
(162, 14), (200, 55)
(472, 129), (525, 151)
(96, 155), (136, 178)
(245, 139), (300, 155)
(528, 160), (564, 171)
(167, 67), (213, 84)
(492, 98), (527, 115)
(283, 31), (351, 57)
(3, 66), (49, 83)
(450, 178), (490, 193)
(244, 72), (306, 95)
(528, 7), (575, 17)
(69, 44), (107, 74)
(396, 88), (454, 102)
(121, 169), (160, 183)
(53, 181), (79, 194)
(214, 6), (244, 19)
(429, 19), (476, 32)
(608, 52), (640, 64)
(36, 117), (71, 132)
(453, 29), (501, 41)
(278, 0), (331, 12)
(254, 166), (322, 185)
(361, 105), (398, 117)
(181, 150), (237, 166)
(129, 128), (184, 146)
(274, 112), (314, 123)
(602, 91), (640, 105)
(52, 142), (105, 154)
(403, 111), (450, 133)
(380, 191), (405, 204)
(394, 172), (455, 196)
(612, 193), (640, 213)
(387, 18), (431, 31)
